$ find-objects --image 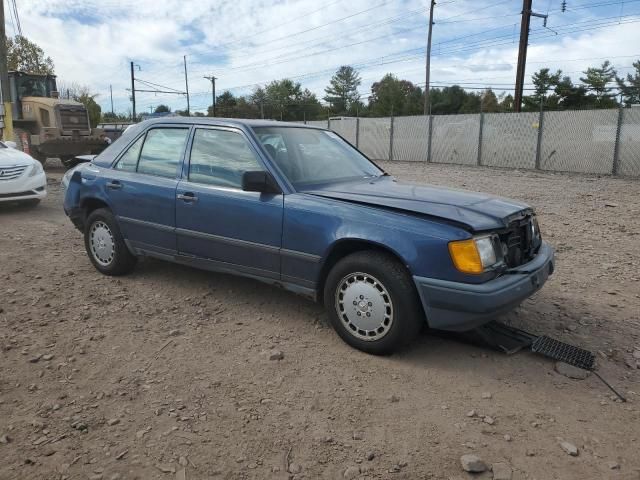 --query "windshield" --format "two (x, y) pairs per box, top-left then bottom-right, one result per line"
(18, 77), (48, 98)
(252, 127), (383, 187)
